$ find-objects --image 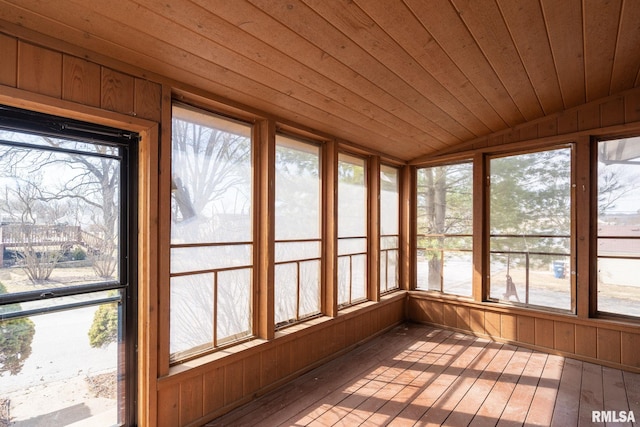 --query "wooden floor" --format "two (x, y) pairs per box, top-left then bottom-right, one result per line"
(206, 324), (640, 426)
